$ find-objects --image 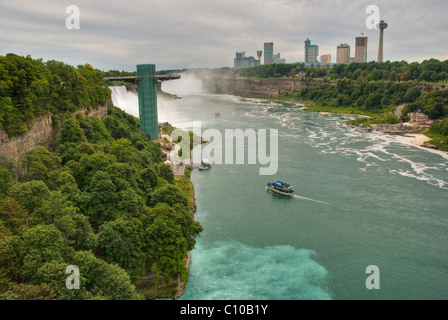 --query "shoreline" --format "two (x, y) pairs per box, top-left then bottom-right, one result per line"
(398, 133), (433, 147)
(290, 101), (437, 149)
(234, 94), (447, 153)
